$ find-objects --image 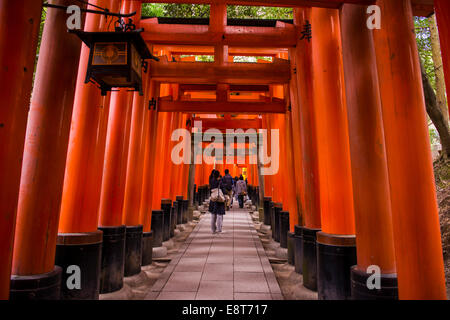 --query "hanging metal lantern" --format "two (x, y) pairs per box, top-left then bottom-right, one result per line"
(70, 22), (158, 96)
